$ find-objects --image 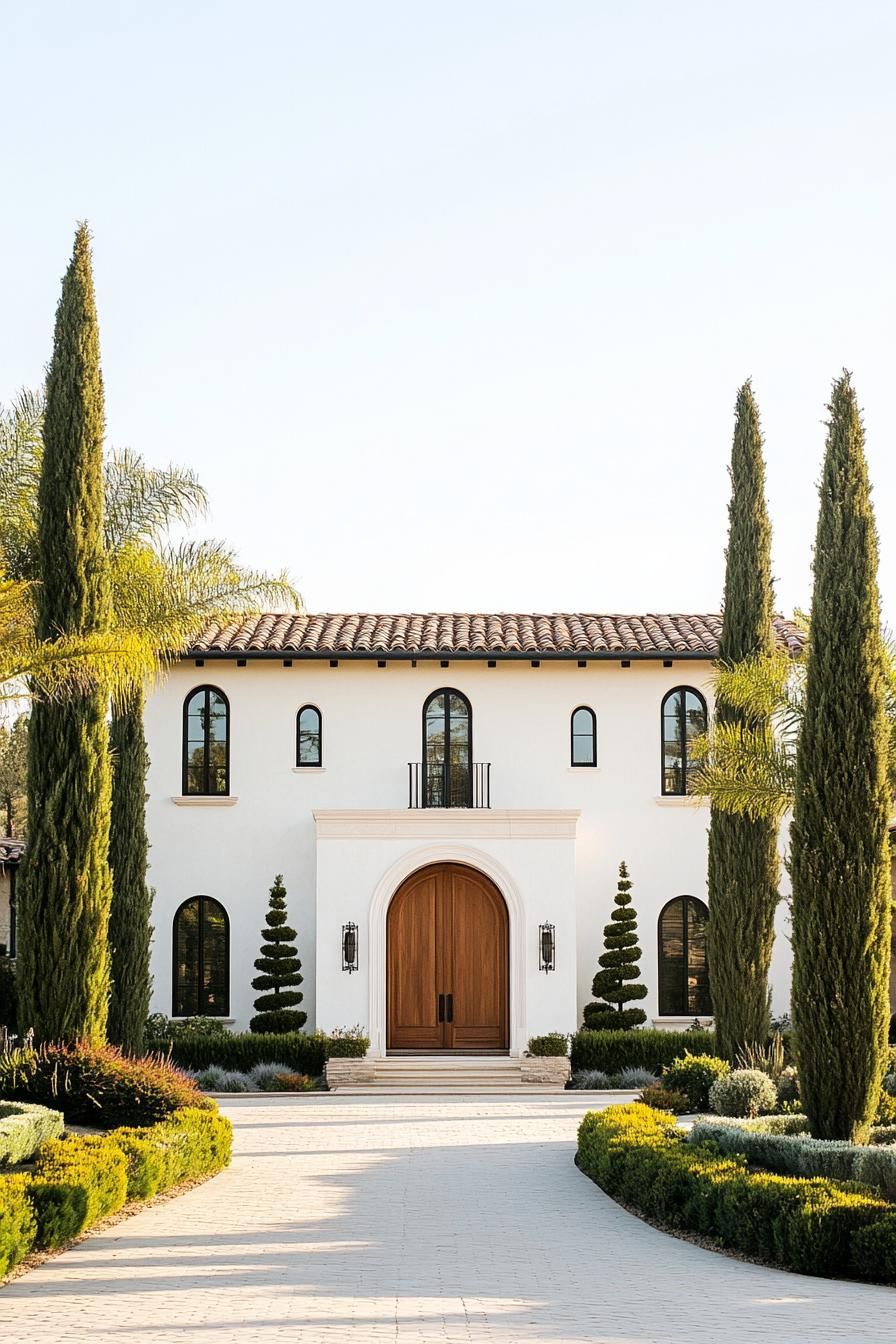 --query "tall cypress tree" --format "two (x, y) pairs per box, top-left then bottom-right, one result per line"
(790, 373), (891, 1144)
(706, 381), (780, 1060)
(17, 224), (114, 1045)
(250, 875), (306, 1033)
(107, 688), (153, 1053)
(582, 862), (647, 1030)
